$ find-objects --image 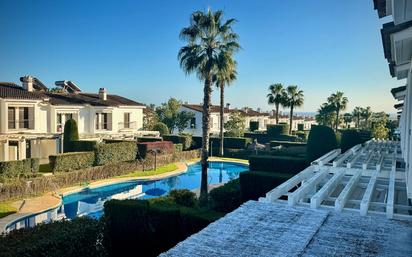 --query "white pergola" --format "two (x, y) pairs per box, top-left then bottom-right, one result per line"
(260, 139), (411, 220)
